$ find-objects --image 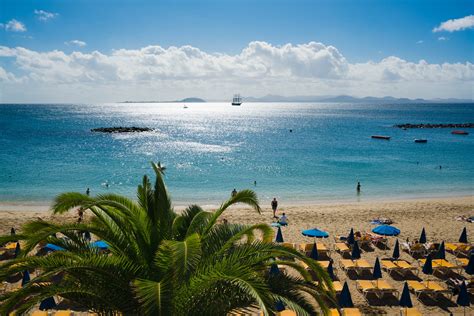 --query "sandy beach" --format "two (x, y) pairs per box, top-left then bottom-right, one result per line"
(1, 196), (473, 315)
